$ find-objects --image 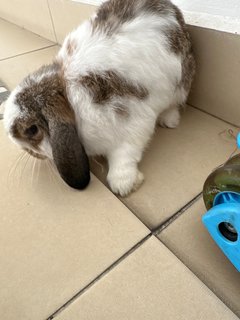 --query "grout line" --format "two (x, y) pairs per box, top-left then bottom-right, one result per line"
(94, 175), (203, 235)
(188, 103), (240, 129)
(46, 0), (58, 44)
(156, 236), (240, 319)
(0, 16), (57, 43)
(91, 174), (153, 232)
(0, 44), (58, 62)
(152, 192), (203, 235)
(115, 201), (151, 230)
(45, 192), (203, 319)
(46, 233), (152, 320)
